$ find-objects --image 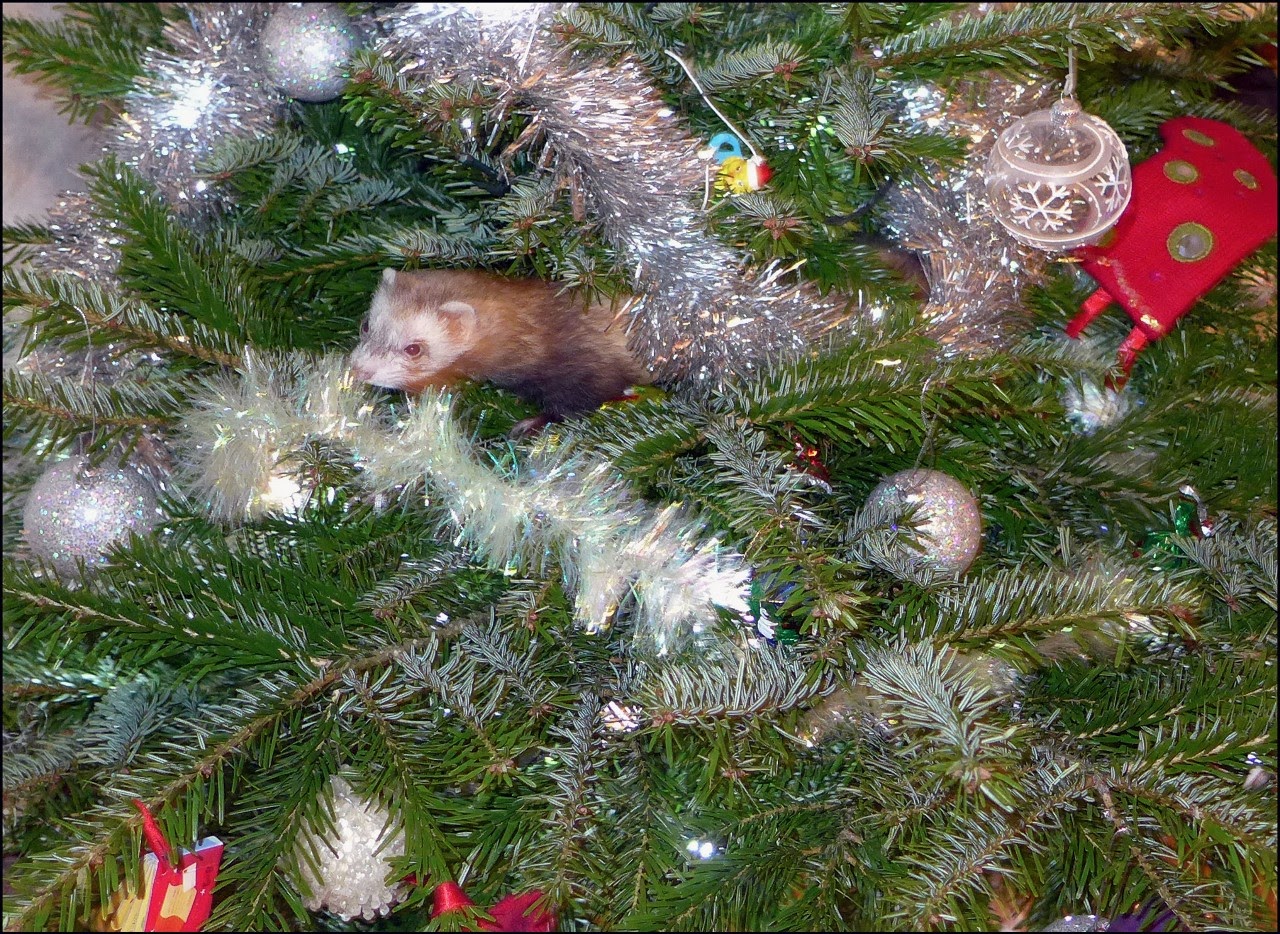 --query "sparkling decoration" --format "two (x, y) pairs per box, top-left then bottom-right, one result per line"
(377, 4), (863, 388)
(1063, 376), (1132, 435)
(887, 75), (1056, 356)
(179, 352), (751, 655)
(28, 191), (123, 281)
(294, 776), (407, 922)
(22, 455), (163, 578)
(112, 4), (286, 216)
(986, 96), (1132, 251)
(1041, 915), (1110, 932)
(685, 837), (720, 860)
(257, 3), (358, 102)
(177, 352), (320, 522)
(865, 469), (982, 574)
